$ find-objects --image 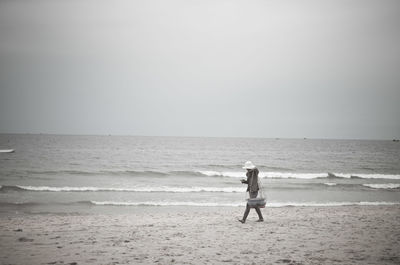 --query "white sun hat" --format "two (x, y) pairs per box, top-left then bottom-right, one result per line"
(242, 161), (256, 169)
